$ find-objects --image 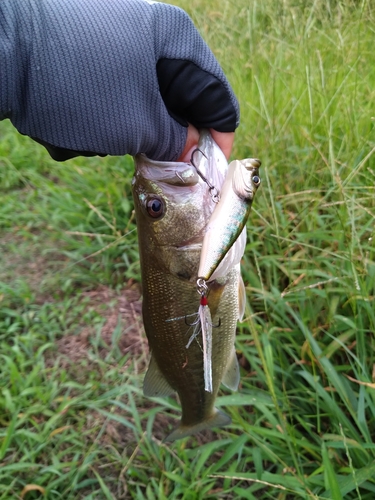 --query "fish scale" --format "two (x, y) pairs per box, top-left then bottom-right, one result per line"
(141, 263), (239, 427)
